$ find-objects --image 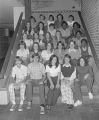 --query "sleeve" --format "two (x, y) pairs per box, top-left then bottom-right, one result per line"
(16, 50), (20, 56)
(88, 66), (94, 78)
(41, 51), (44, 58)
(70, 67), (76, 81)
(11, 67), (16, 78)
(61, 72), (64, 79)
(23, 67), (28, 77)
(88, 47), (92, 55)
(46, 65), (50, 73)
(27, 49), (29, 55)
(27, 65), (31, 75)
(41, 64), (46, 75)
(57, 64), (61, 73)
